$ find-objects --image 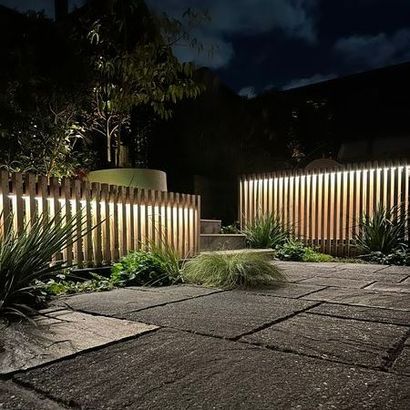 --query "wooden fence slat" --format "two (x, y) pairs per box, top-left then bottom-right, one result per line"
(240, 161), (410, 257)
